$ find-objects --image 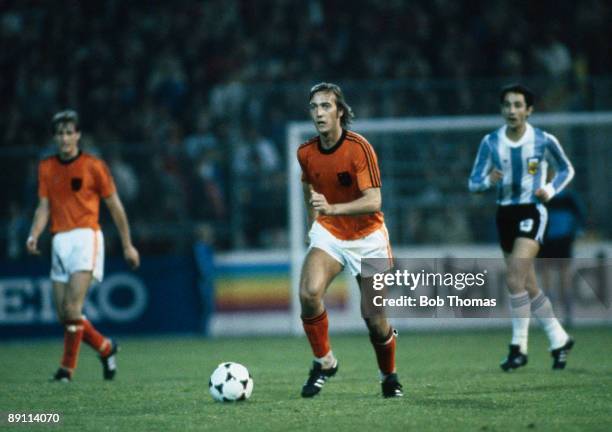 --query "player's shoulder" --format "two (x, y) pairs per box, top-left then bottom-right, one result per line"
(299, 136), (318, 149)
(482, 126), (503, 145)
(537, 128), (560, 145)
(297, 136), (319, 156)
(345, 130), (376, 155)
(39, 154), (57, 167)
(345, 130), (371, 146)
(79, 152), (112, 171)
(80, 151), (104, 163)
(345, 130), (379, 161)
